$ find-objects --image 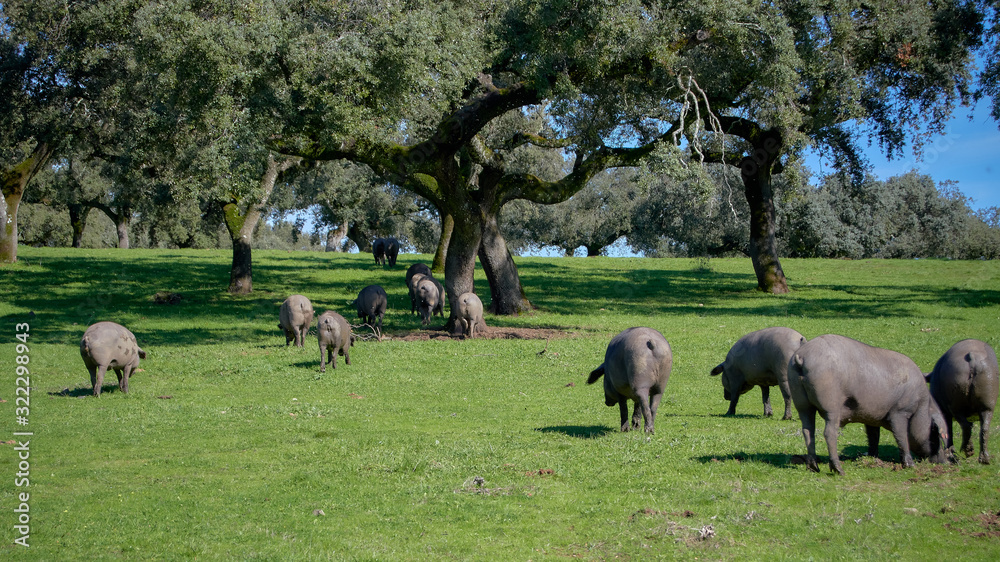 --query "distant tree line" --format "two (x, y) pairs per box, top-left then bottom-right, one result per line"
(501, 165), (1000, 260)
(20, 159), (999, 261)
